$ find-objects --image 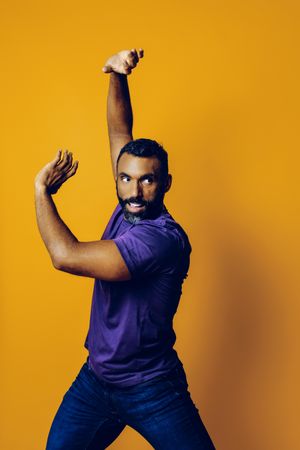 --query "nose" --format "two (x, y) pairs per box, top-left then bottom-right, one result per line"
(130, 180), (143, 199)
